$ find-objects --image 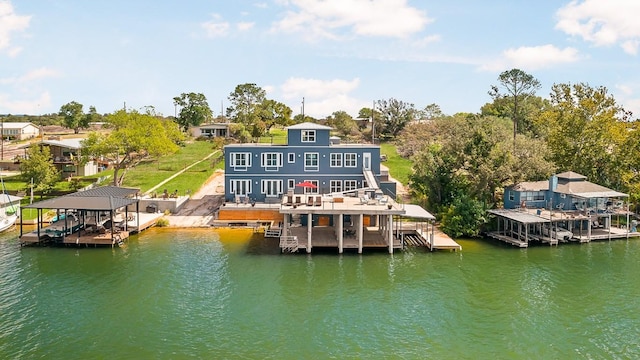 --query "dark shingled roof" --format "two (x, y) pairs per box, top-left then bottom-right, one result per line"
(24, 186), (140, 211)
(66, 186), (139, 198)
